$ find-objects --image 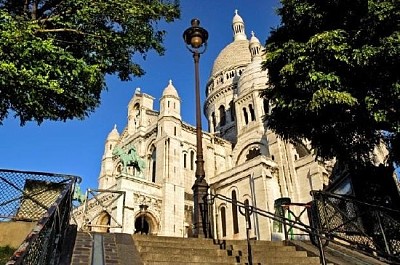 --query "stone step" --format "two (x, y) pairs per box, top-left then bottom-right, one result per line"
(223, 240), (285, 247)
(240, 256), (321, 264)
(134, 240), (218, 249)
(227, 244), (297, 251)
(133, 234), (215, 243)
(139, 253), (237, 263)
(137, 246), (230, 256)
(133, 235), (323, 265)
(143, 261), (238, 265)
